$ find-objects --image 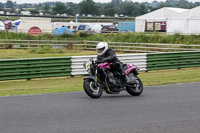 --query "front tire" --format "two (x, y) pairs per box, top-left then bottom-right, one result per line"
(126, 76), (143, 96)
(83, 79), (103, 98)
